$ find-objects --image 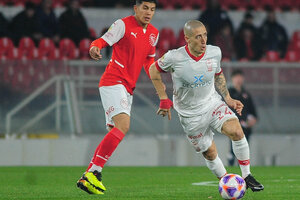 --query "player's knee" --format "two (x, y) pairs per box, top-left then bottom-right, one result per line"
(231, 128), (244, 141)
(118, 125), (130, 134)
